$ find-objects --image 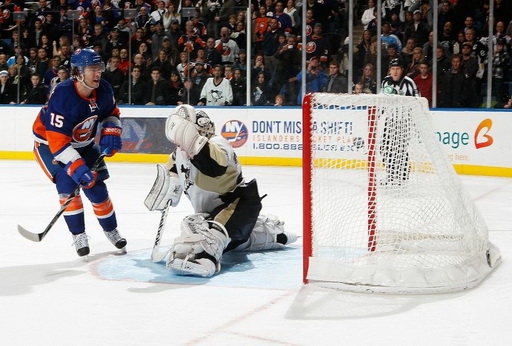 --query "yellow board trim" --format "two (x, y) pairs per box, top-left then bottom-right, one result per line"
(2, 151), (512, 177)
